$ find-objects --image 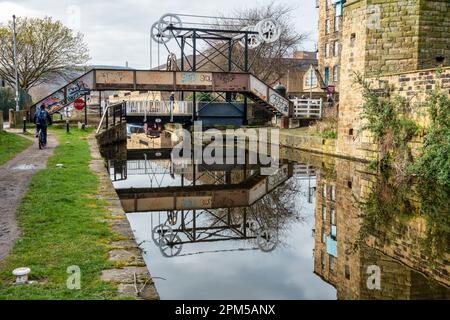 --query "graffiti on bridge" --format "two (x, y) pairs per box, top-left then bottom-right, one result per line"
(42, 79), (91, 114)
